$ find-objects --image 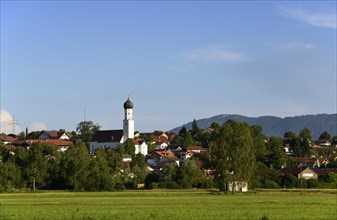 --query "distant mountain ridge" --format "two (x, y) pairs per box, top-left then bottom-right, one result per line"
(171, 114), (337, 139)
